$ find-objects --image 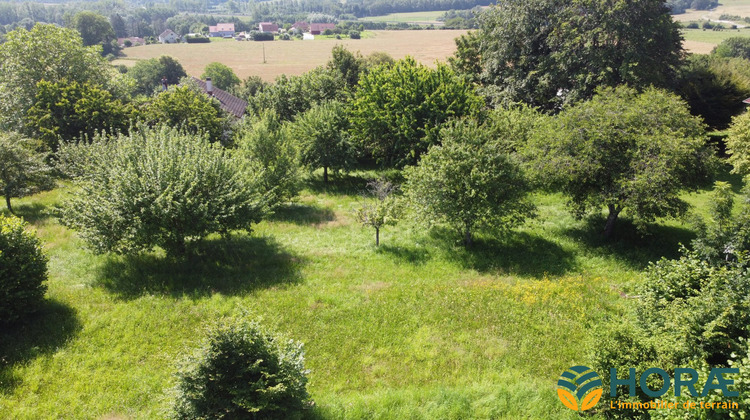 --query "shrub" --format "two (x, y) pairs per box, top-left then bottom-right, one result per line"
(686, 22), (699, 29)
(349, 30), (360, 39)
(185, 36), (209, 43)
(171, 318), (310, 419)
(591, 249), (750, 417)
(58, 125), (270, 257)
(252, 31), (274, 41)
(403, 118), (534, 246)
(0, 214), (48, 324)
